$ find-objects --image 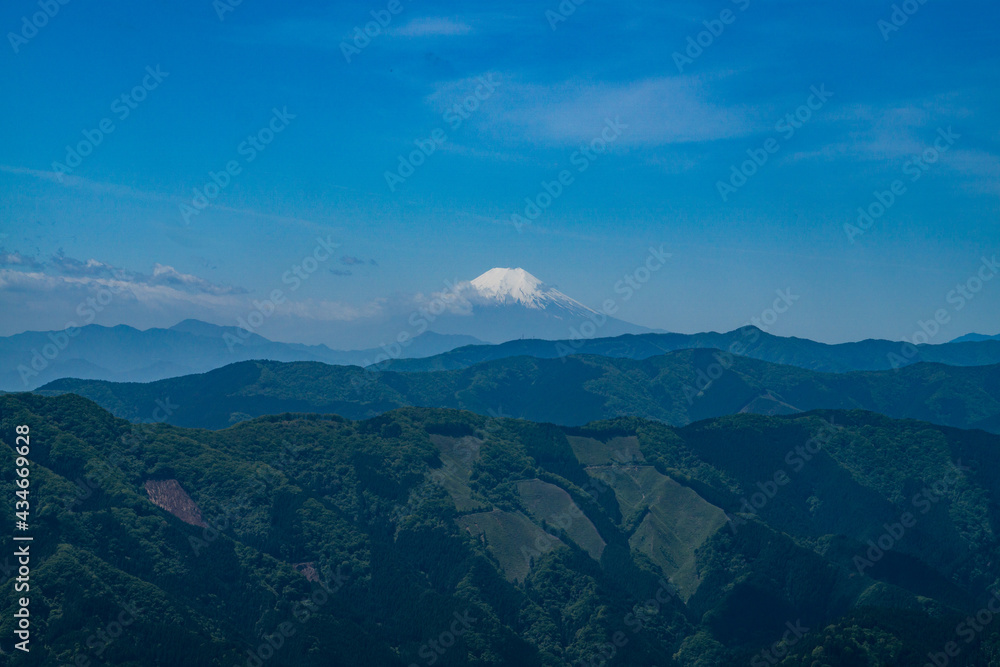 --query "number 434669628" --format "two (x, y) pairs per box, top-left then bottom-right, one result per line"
(15, 425), (30, 522)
